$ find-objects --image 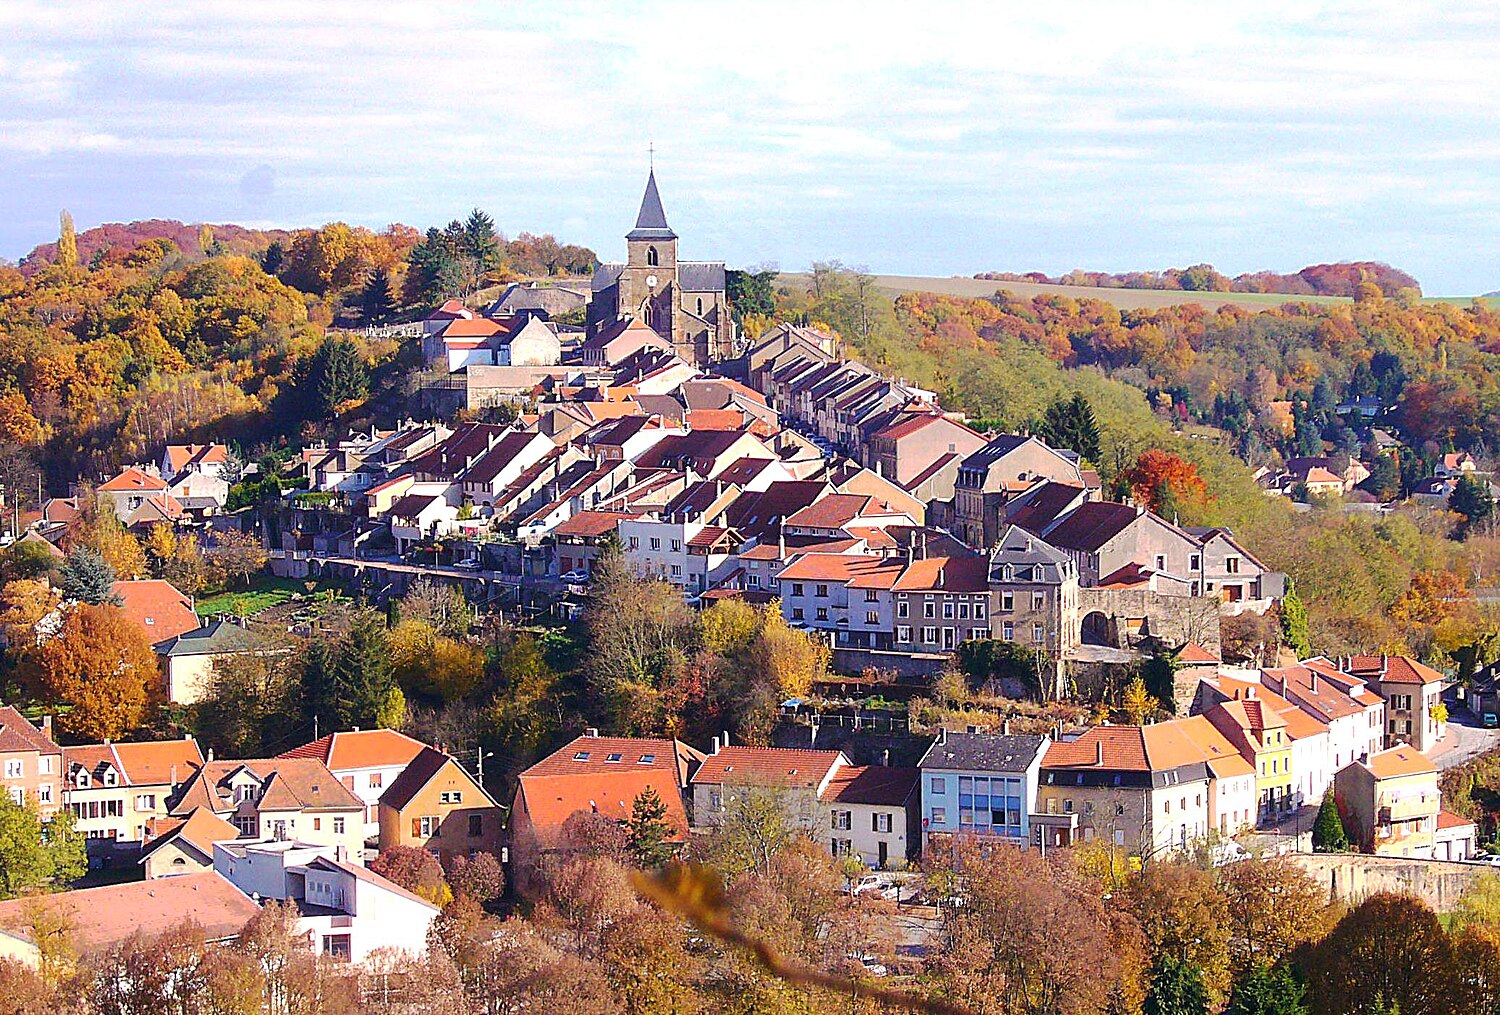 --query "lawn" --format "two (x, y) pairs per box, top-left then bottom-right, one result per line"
(195, 576), (347, 617)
